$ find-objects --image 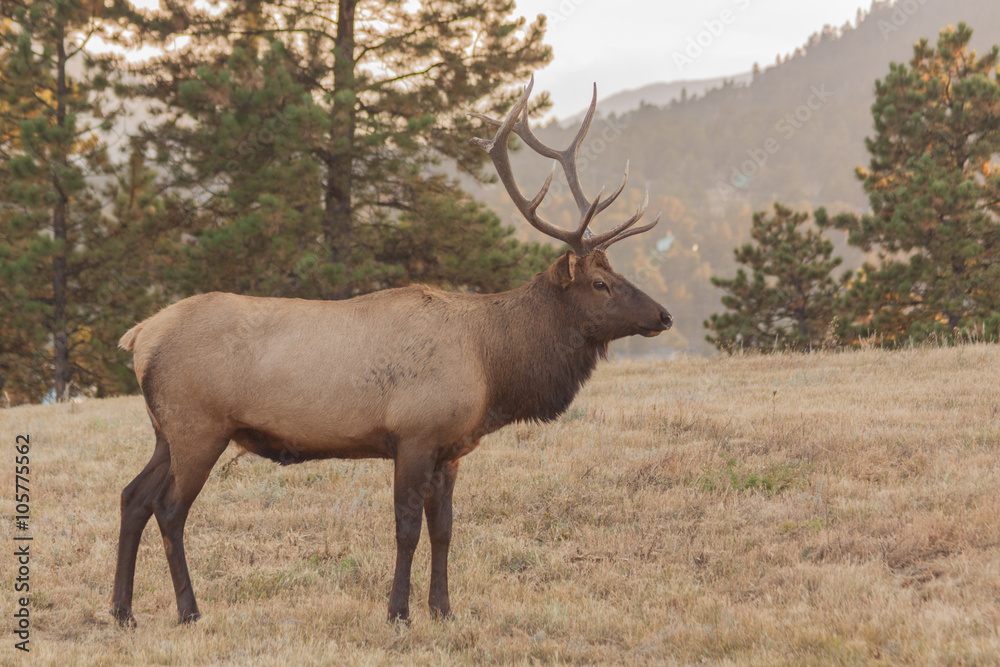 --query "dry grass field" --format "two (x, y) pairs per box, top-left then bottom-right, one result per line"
(2, 345), (999, 665)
